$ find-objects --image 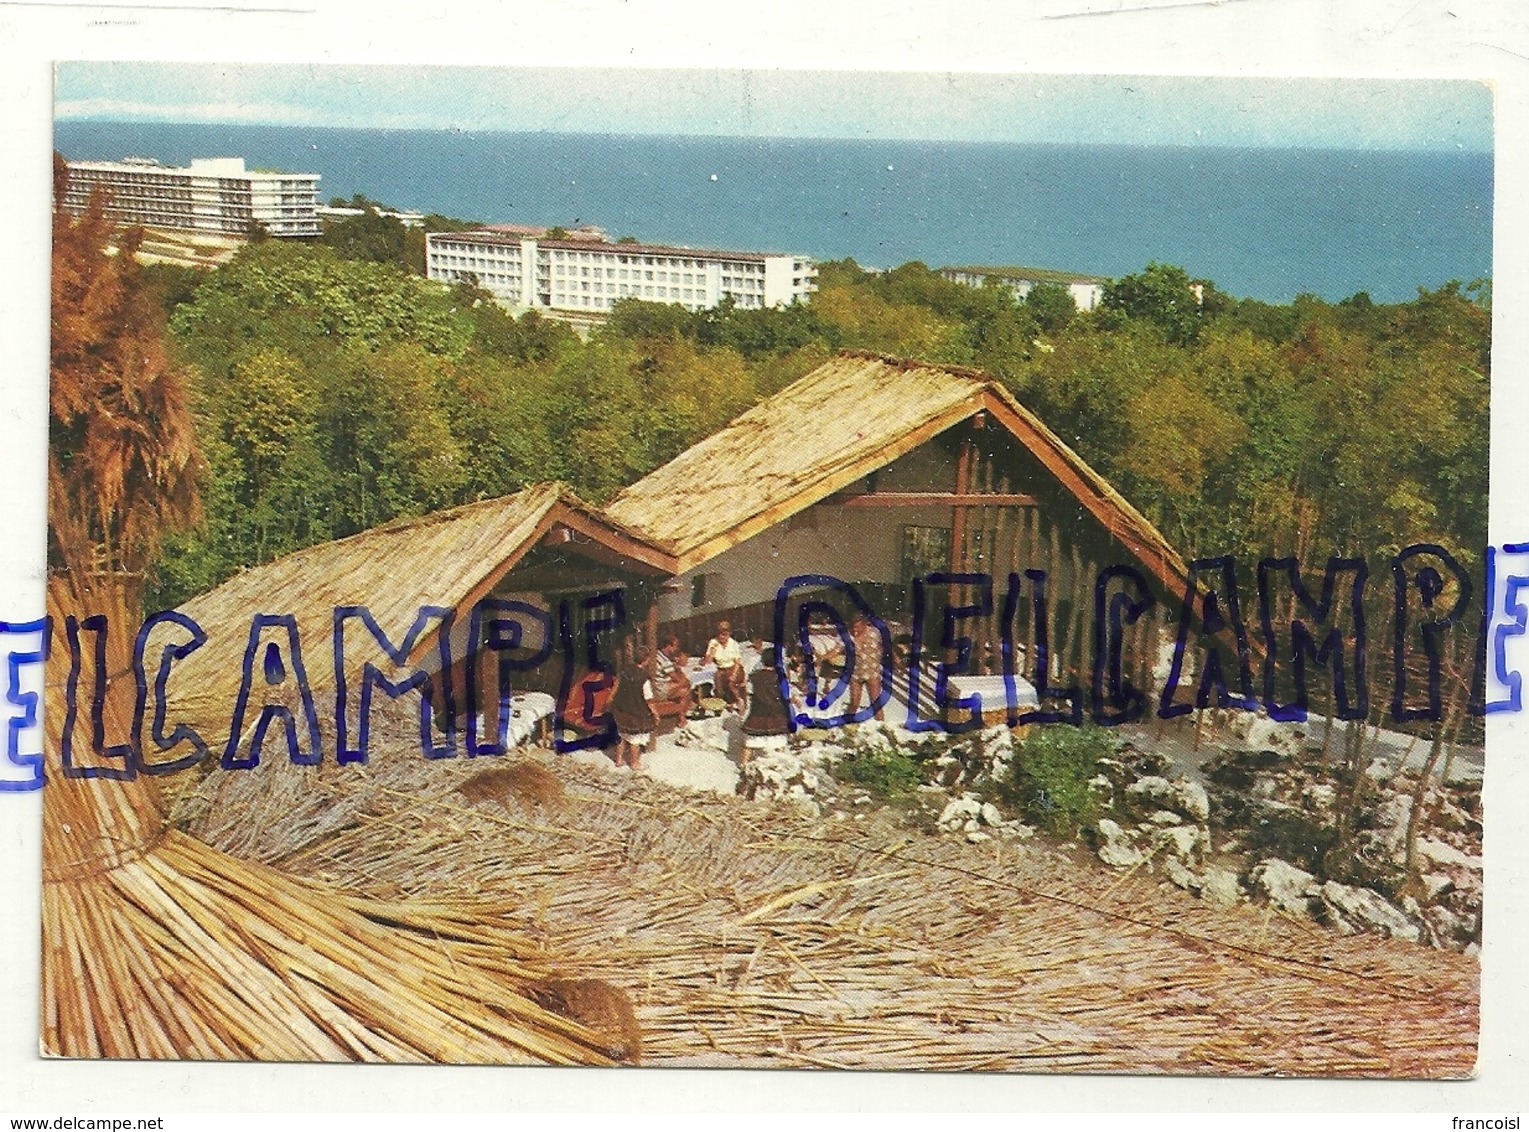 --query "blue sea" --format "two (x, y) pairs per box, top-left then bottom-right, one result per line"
(55, 120), (1492, 304)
